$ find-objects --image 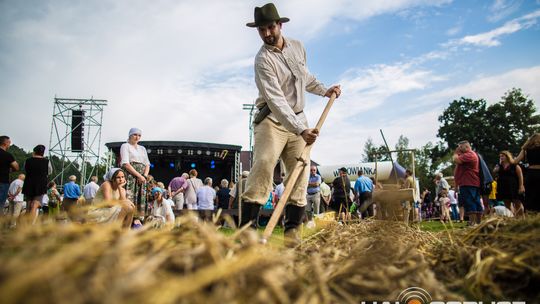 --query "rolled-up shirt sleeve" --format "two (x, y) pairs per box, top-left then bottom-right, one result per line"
(255, 59), (307, 135)
(120, 143), (129, 166)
